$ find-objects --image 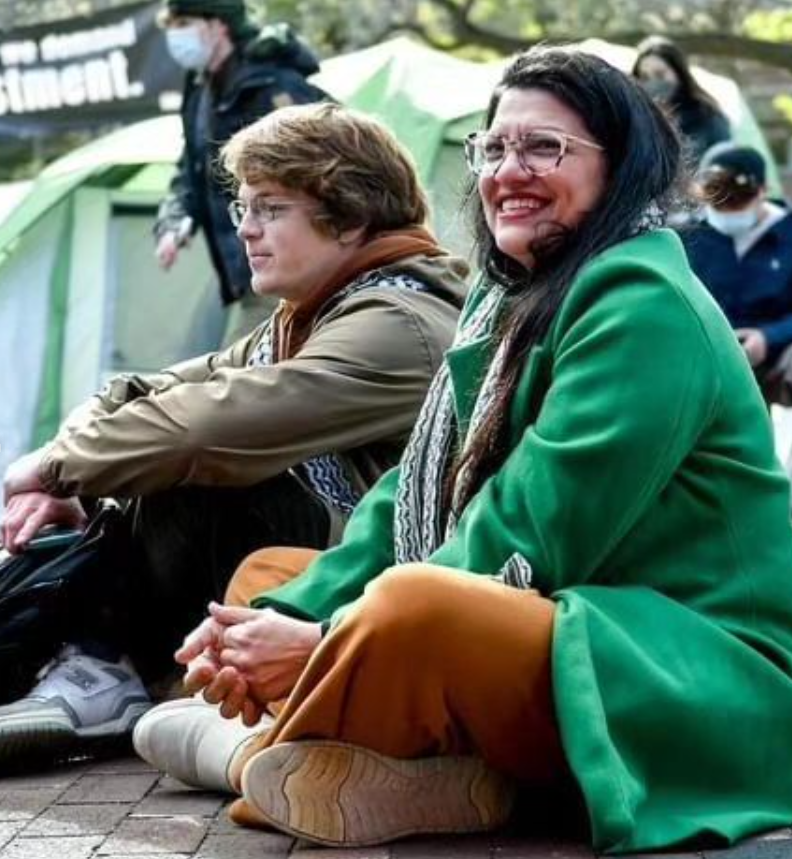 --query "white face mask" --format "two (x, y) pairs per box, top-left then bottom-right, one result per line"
(166, 25), (214, 71)
(705, 206), (759, 239)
